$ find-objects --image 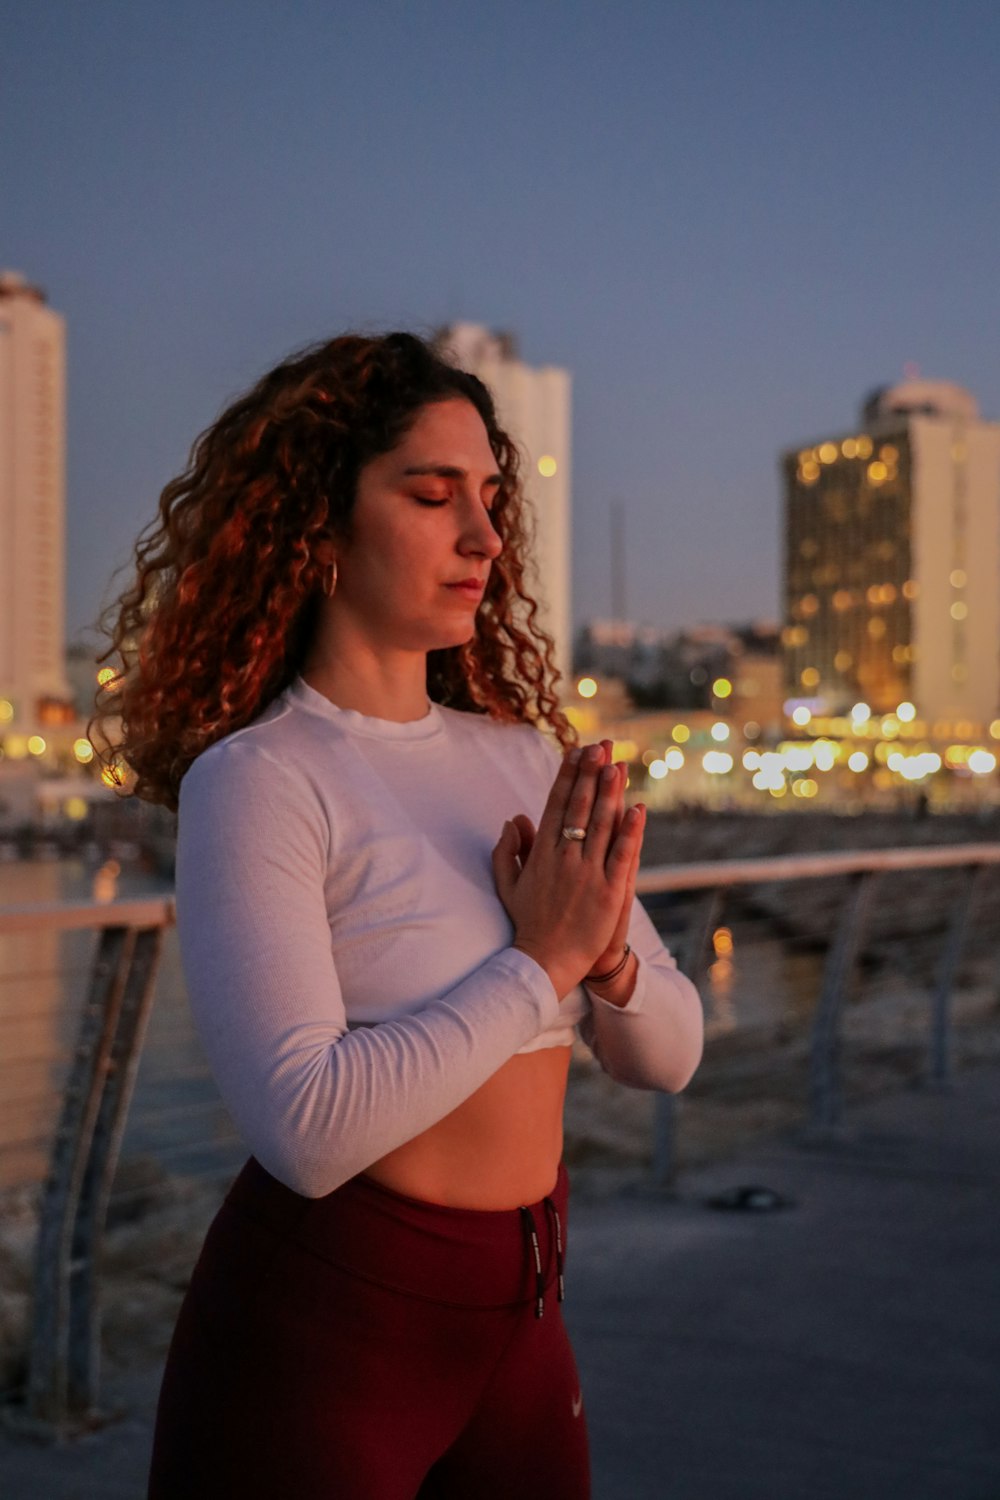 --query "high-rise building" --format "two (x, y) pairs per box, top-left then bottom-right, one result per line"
(435, 323), (572, 680)
(781, 381), (1000, 728)
(0, 271), (71, 730)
